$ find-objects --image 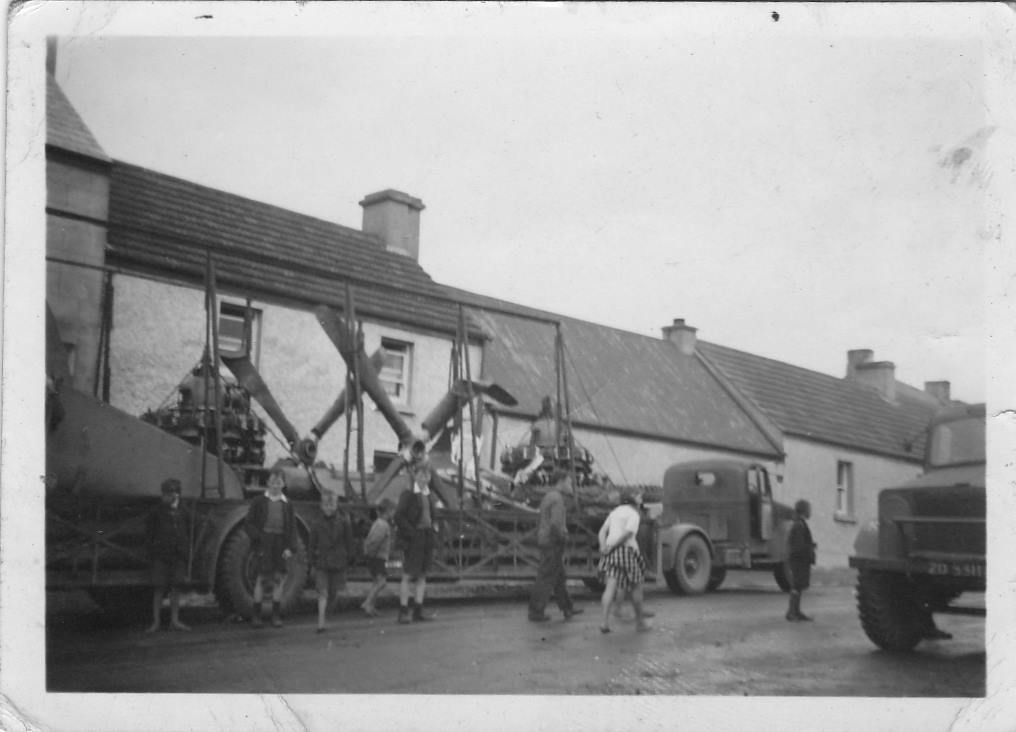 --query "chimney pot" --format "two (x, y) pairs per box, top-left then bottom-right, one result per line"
(662, 318), (697, 356)
(359, 189), (425, 260)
